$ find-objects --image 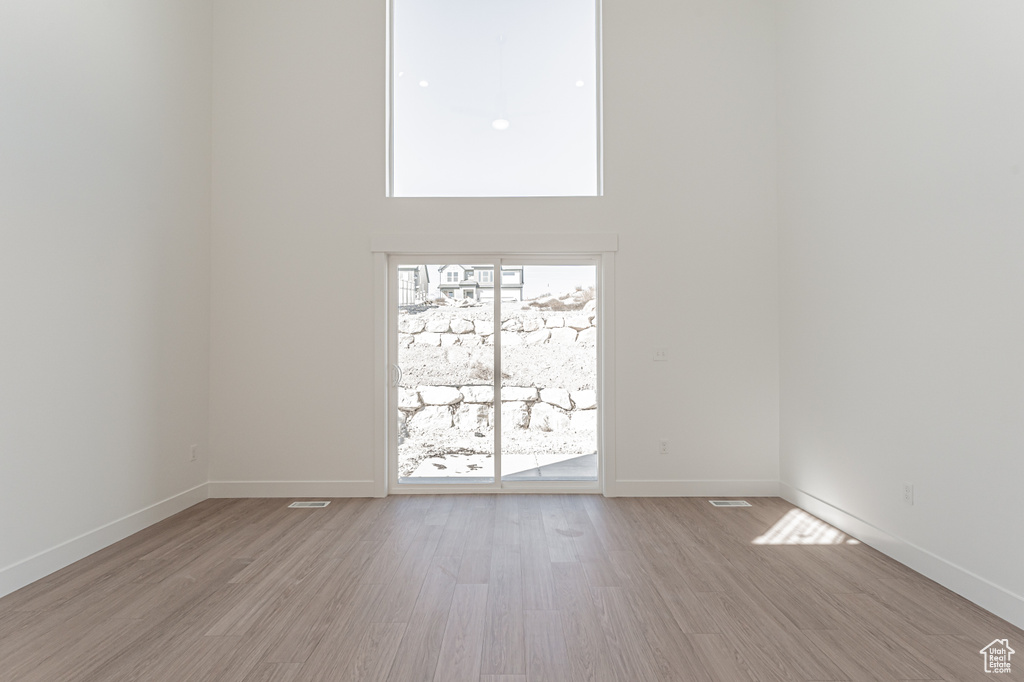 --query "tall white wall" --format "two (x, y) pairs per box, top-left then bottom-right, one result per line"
(778, 1), (1024, 624)
(0, 1), (212, 593)
(209, 0), (780, 492)
(3, 0), (1020, 630)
